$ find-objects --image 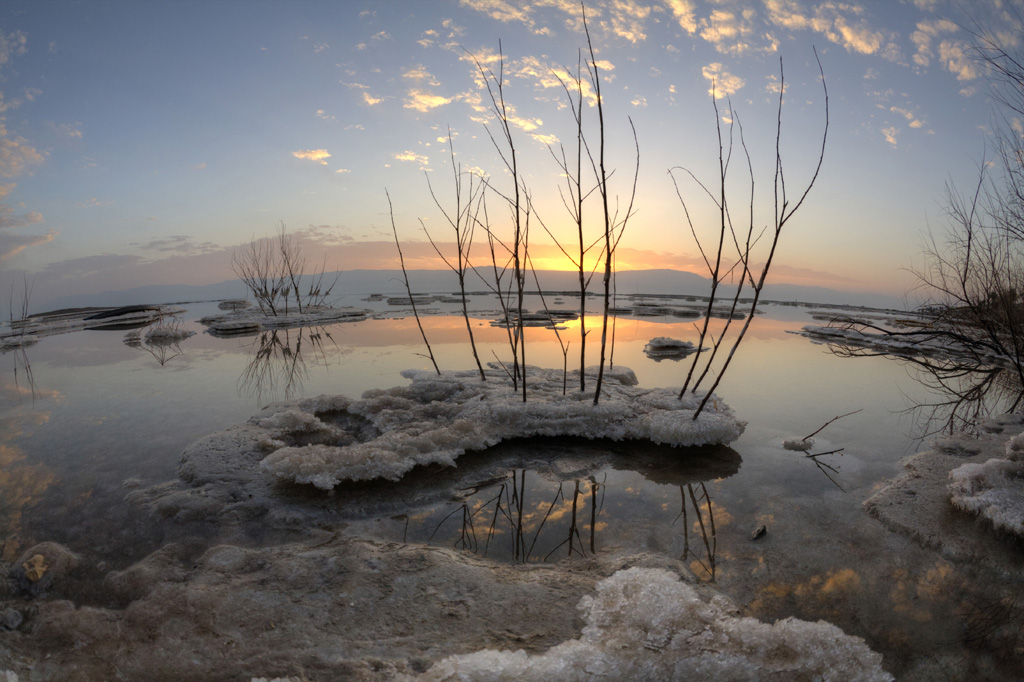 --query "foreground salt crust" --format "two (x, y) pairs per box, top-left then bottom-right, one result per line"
(415, 567), (891, 682)
(259, 365), (745, 489)
(949, 432), (1024, 538)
